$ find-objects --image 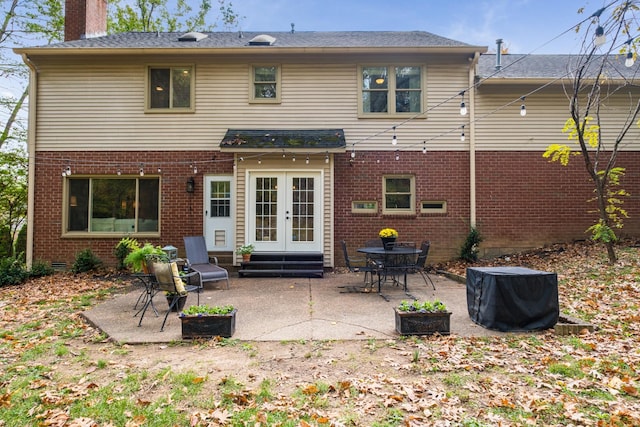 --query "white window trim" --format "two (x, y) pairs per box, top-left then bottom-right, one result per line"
(357, 64), (426, 118)
(145, 65), (195, 113)
(351, 200), (378, 214)
(382, 175), (415, 215)
(420, 200), (447, 214)
(249, 64), (281, 103)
